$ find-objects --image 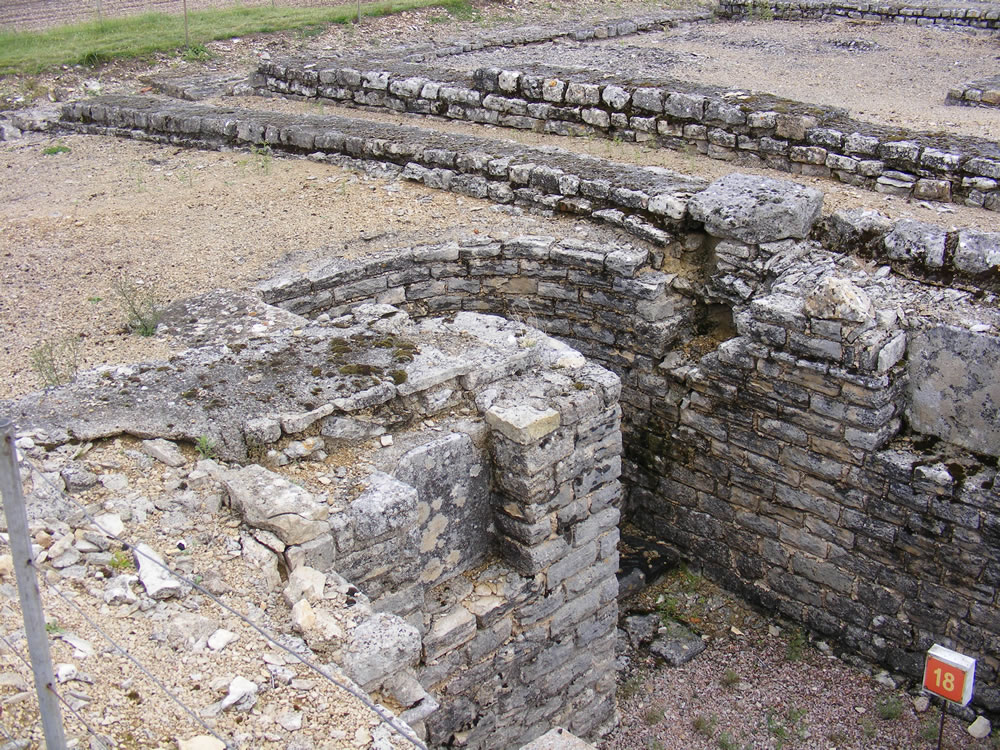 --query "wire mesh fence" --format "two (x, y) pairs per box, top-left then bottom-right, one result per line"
(0, 419), (425, 750)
